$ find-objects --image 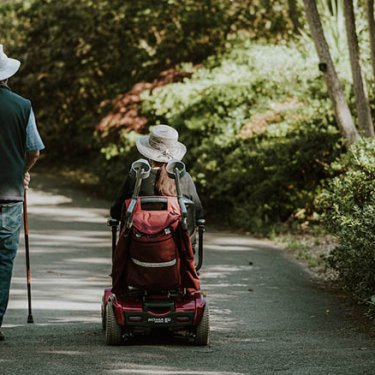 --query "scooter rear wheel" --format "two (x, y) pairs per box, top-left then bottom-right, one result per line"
(101, 302), (106, 331)
(105, 299), (123, 346)
(194, 303), (209, 346)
